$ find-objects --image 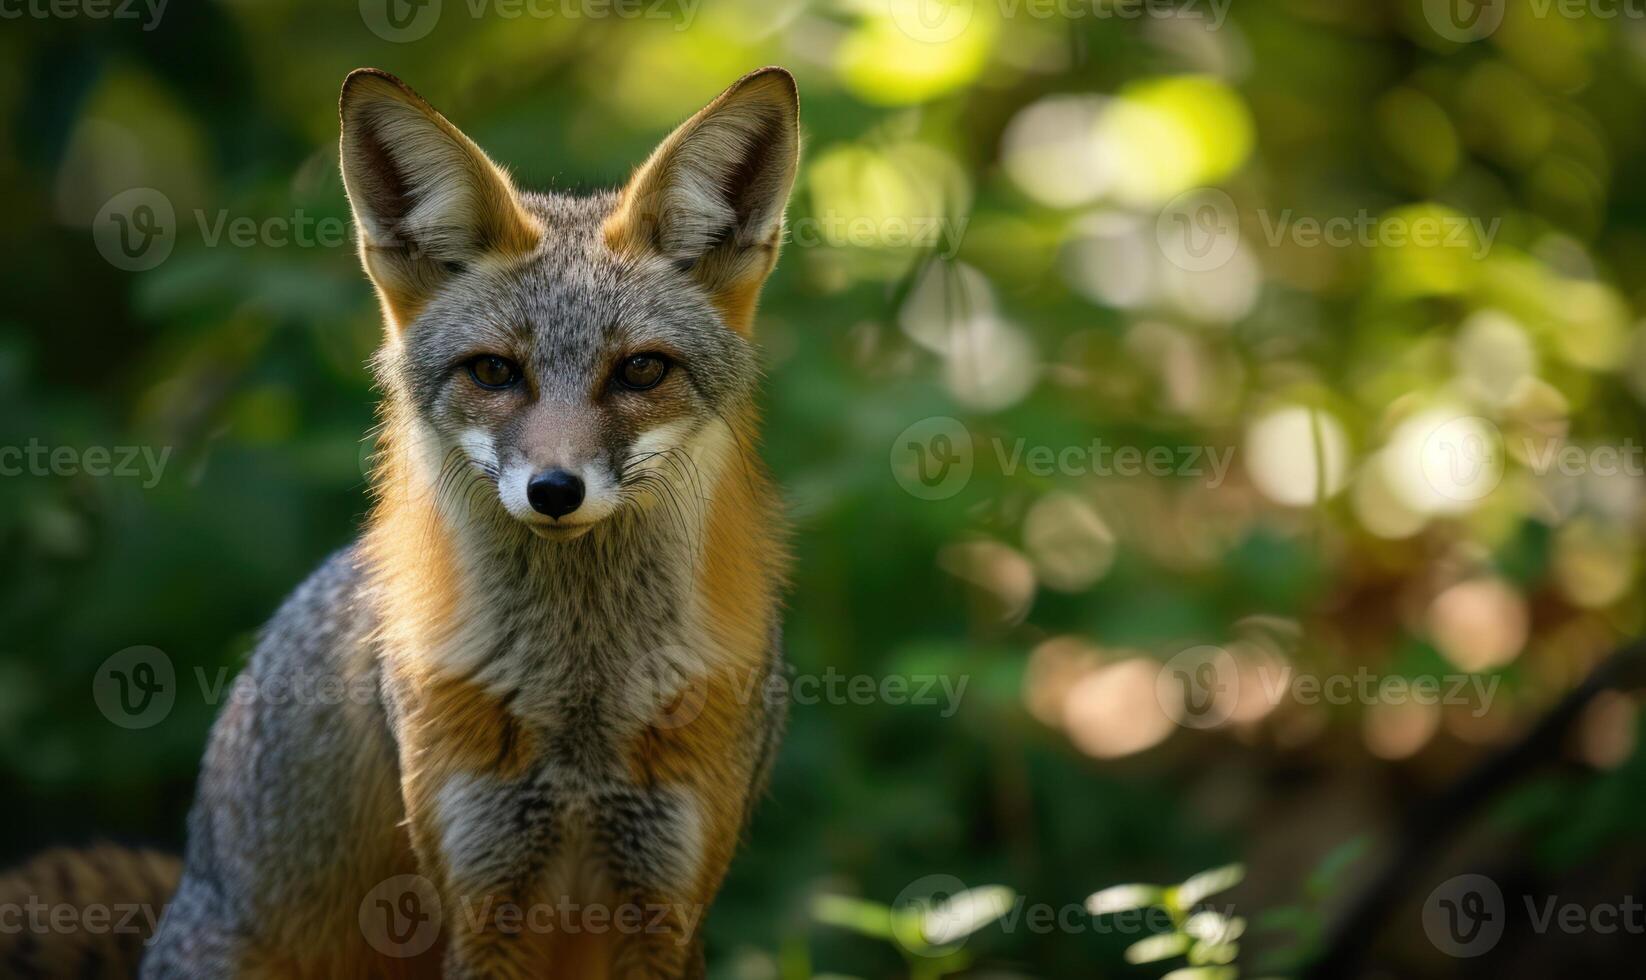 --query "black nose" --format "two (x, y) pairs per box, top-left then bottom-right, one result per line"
(526, 469), (585, 519)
